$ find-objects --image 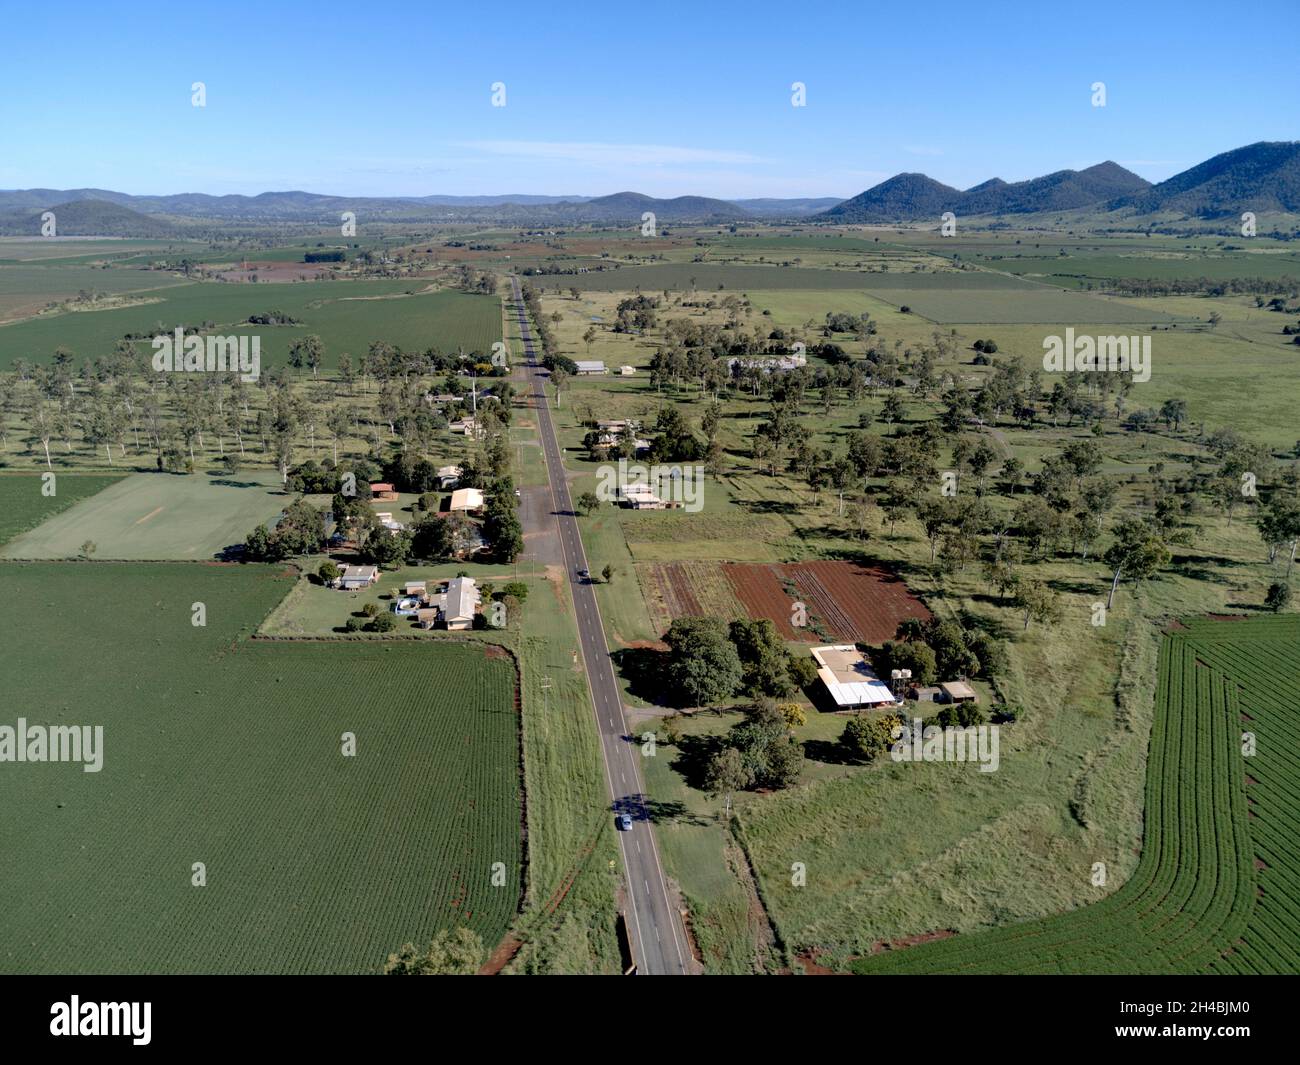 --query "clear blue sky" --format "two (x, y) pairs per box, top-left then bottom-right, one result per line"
(2, 0), (1295, 199)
